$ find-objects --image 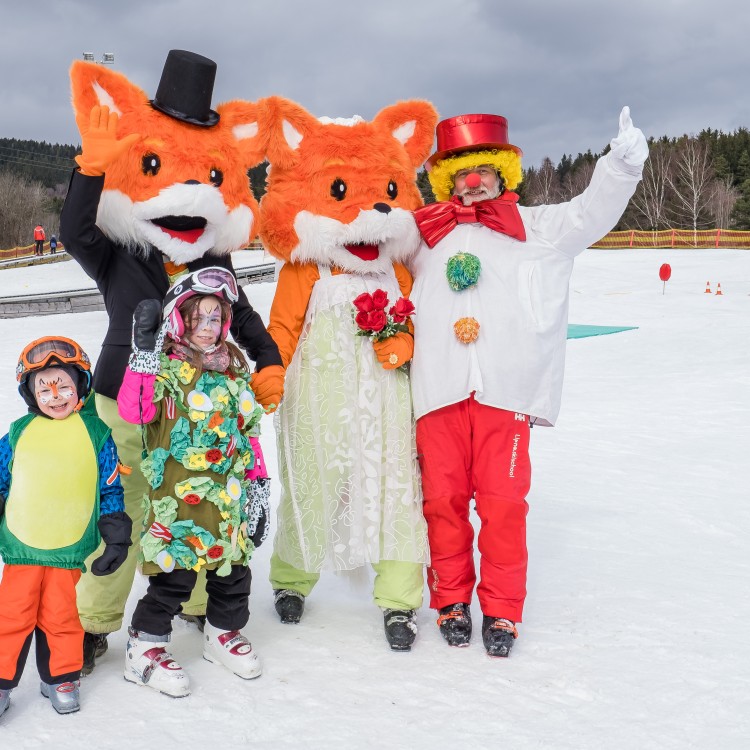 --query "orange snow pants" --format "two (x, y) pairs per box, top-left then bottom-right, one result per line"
(0, 564), (83, 689)
(416, 396), (531, 622)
